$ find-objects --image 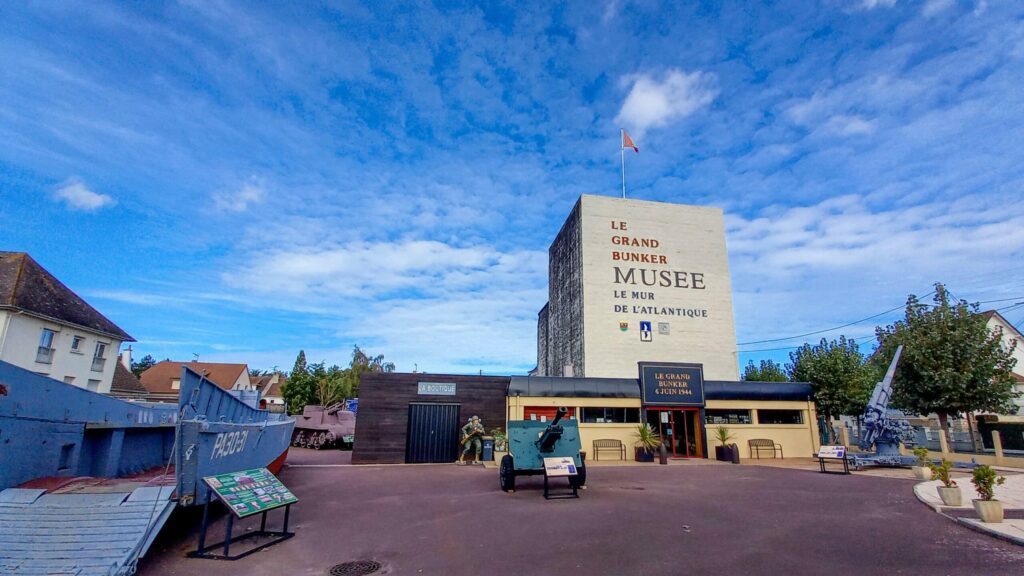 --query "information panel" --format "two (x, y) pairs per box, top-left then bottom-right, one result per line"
(817, 446), (846, 459)
(204, 467), (298, 518)
(543, 456), (578, 477)
(639, 362), (705, 406)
